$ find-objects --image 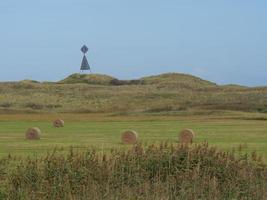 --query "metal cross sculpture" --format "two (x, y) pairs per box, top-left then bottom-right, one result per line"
(80, 45), (91, 73)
